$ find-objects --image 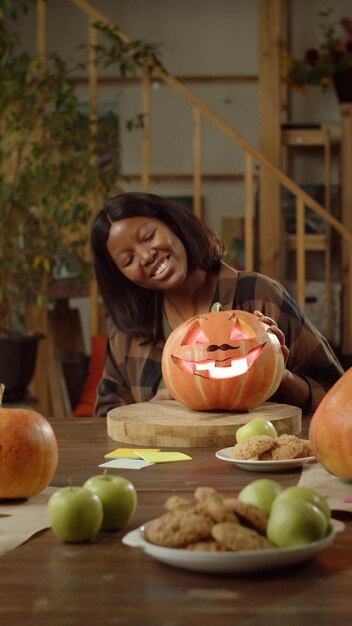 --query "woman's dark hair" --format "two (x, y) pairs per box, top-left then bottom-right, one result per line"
(90, 192), (225, 343)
